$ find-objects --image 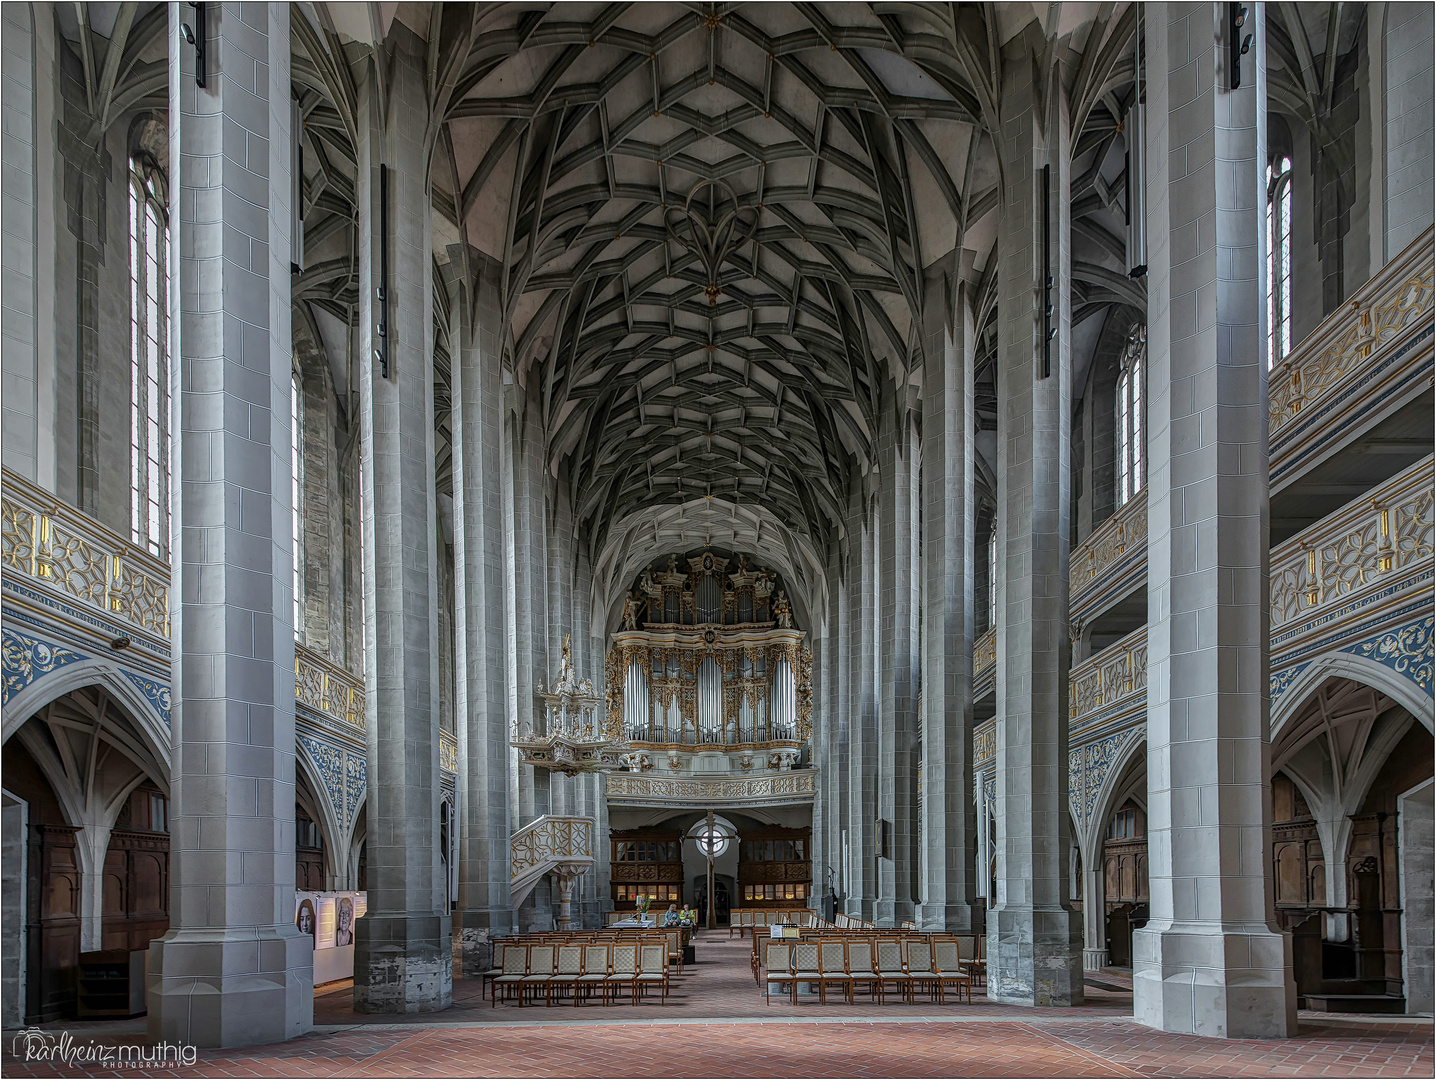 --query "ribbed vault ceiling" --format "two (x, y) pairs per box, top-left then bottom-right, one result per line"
(440, 2), (994, 563)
